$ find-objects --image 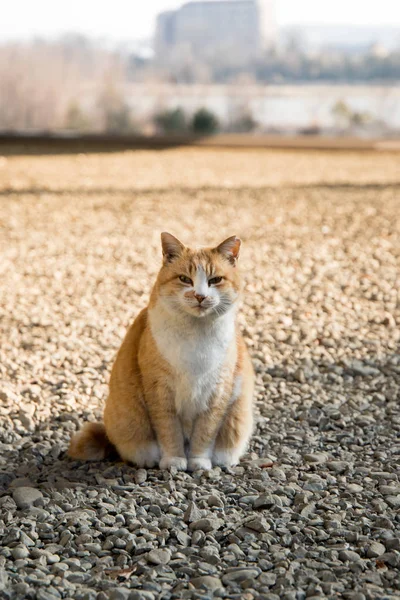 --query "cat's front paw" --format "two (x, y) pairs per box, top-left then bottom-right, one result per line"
(188, 457), (212, 471)
(159, 456), (187, 471)
(213, 449), (239, 468)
